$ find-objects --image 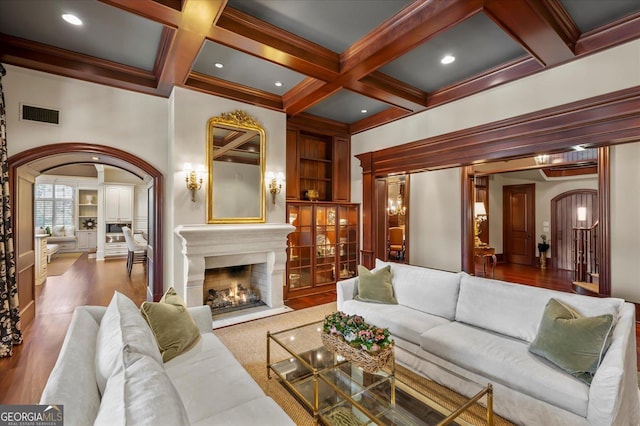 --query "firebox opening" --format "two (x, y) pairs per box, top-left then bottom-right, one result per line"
(204, 264), (265, 316)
